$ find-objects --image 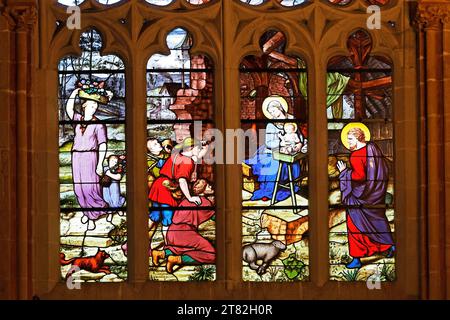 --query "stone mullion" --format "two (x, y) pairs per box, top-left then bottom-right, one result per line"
(307, 40), (328, 289)
(398, 24), (421, 298)
(0, 9), (17, 300)
(123, 0), (148, 290)
(15, 22), (32, 301)
(222, 0), (241, 295)
(416, 0), (450, 299)
(425, 23), (445, 300)
(310, 8), (331, 290)
(443, 20), (450, 300)
(125, 56), (149, 287)
(0, 0), (37, 300)
(213, 0), (226, 293)
(417, 21), (428, 300)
